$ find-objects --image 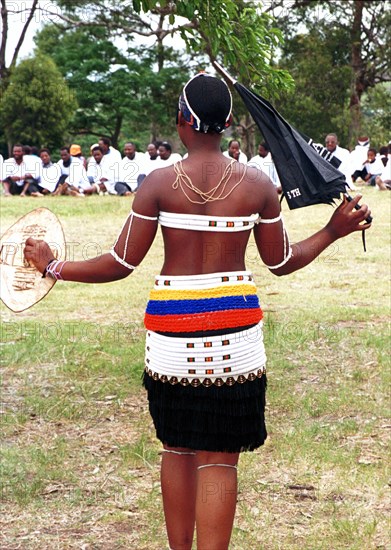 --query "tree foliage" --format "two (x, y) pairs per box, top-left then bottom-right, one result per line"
(275, 27), (353, 145)
(361, 83), (391, 147)
(0, 54), (77, 150)
(34, 25), (191, 147)
(270, 0), (391, 143)
(31, 0), (294, 97)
